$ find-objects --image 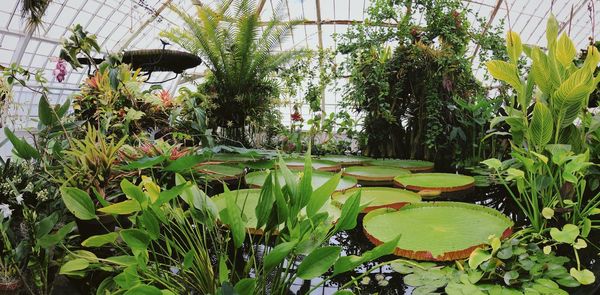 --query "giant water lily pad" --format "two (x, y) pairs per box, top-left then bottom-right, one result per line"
(212, 189), (340, 235)
(368, 159), (434, 172)
(282, 158), (341, 172)
(343, 166), (411, 186)
(332, 187), (421, 212)
(318, 155), (370, 167)
(245, 170), (357, 192)
(393, 173), (475, 192)
(363, 202), (513, 261)
(196, 164), (244, 181)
